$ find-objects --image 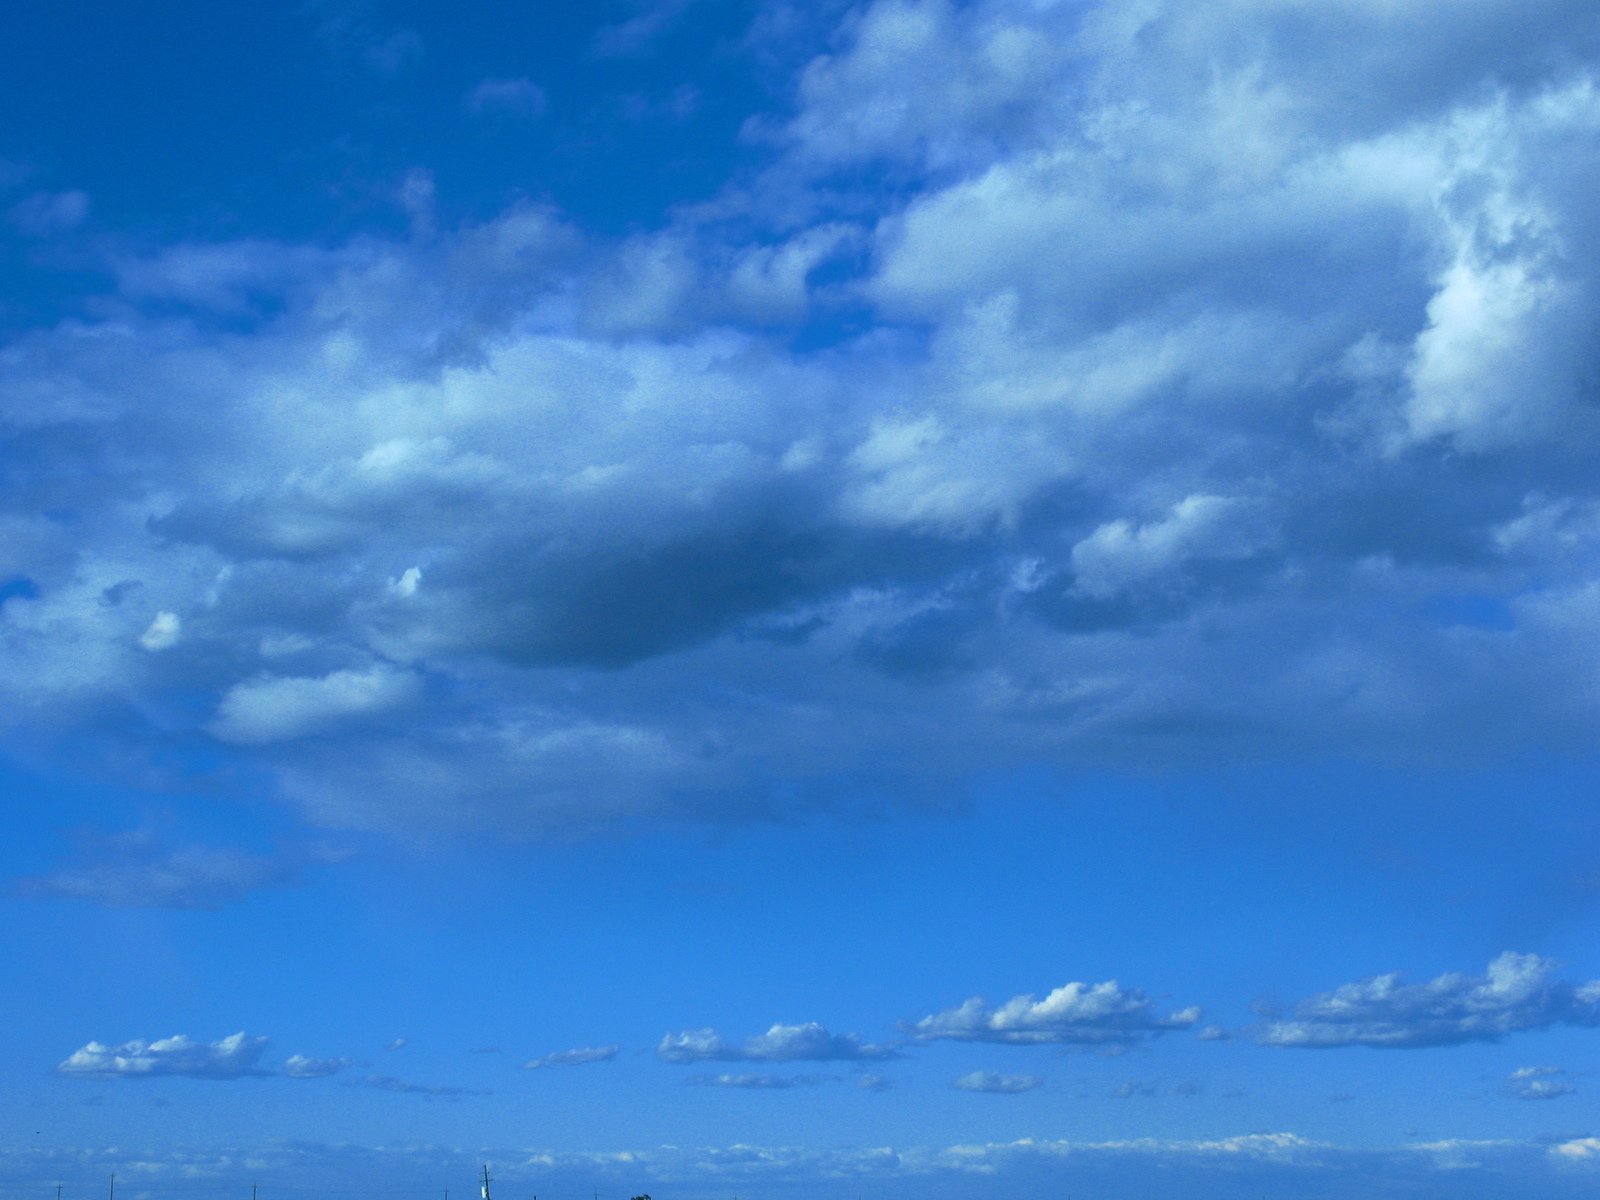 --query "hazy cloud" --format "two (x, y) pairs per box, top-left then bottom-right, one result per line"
(657, 1022), (895, 1063)
(953, 1071), (1043, 1094)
